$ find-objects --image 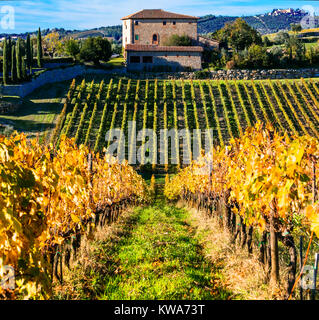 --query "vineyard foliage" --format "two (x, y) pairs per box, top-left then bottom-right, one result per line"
(0, 134), (149, 299)
(164, 122), (319, 238)
(53, 77), (319, 169)
(3, 75), (319, 299)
